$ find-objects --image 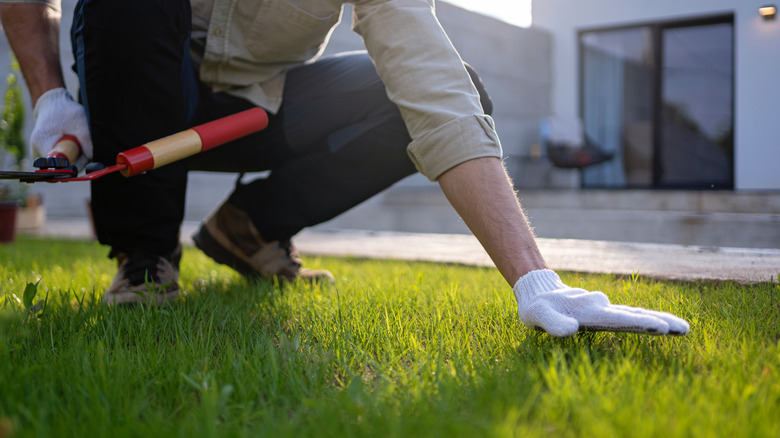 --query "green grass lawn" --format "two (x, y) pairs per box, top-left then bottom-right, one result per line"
(1, 236), (779, 438)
